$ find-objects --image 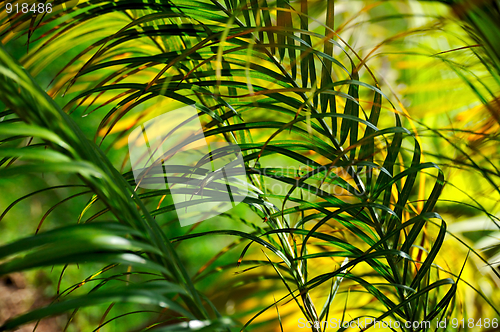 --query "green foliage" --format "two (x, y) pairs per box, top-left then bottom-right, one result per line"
(0, 0), (499, 331)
